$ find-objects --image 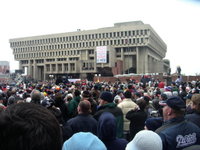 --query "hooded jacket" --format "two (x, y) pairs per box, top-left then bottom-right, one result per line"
(98, 112), (128, 150)
(94, 102), (124, 138)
